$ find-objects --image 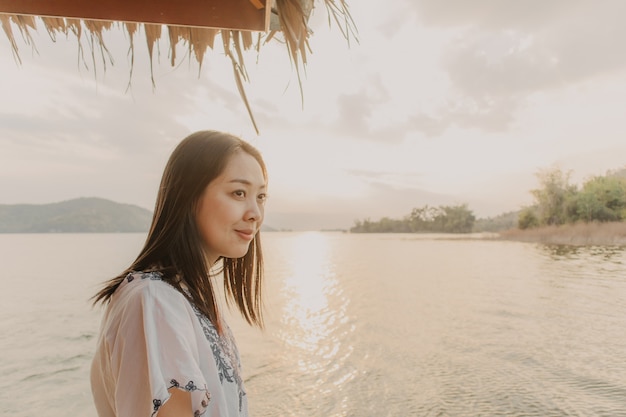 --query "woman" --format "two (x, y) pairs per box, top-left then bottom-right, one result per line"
(90, 130), (268, 417)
